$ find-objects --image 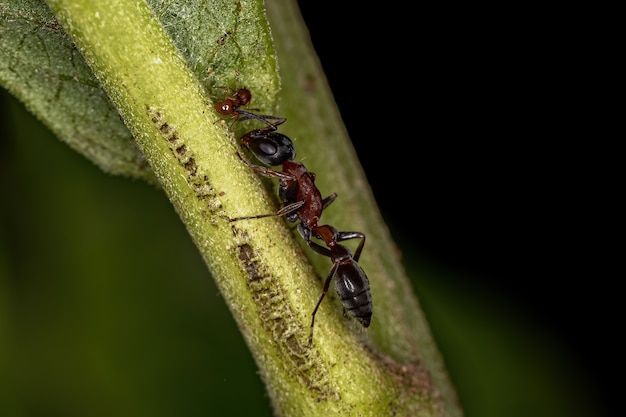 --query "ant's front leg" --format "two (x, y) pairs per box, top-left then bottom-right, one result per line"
(236, 151), (295, 182)
(230, 151), (305, 222)
(229, 200), (306, 222)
